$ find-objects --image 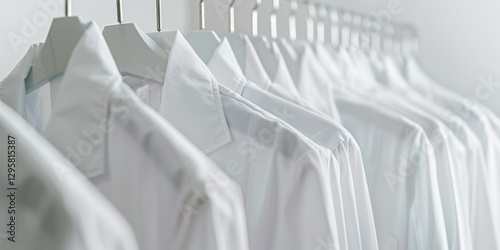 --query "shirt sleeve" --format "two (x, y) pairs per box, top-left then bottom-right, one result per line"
(407, 130), (449, 250)
(270, 148), (342, 250)
(174, 174), (250, 250)
(345, 138), (380, 250)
